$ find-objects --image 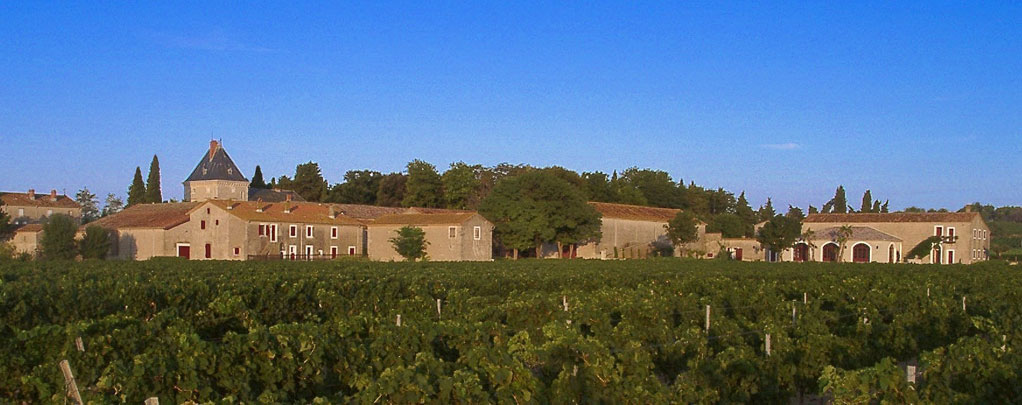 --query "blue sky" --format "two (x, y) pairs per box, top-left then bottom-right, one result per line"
(1, 2), (1019, 210)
